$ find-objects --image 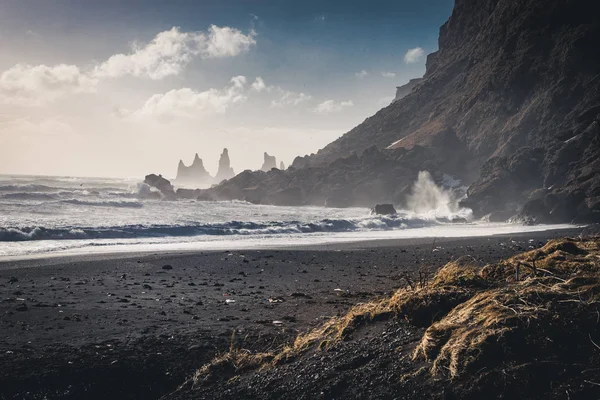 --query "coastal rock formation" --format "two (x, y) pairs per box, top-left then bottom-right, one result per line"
(194, 145), (466, 207)
(260, 153), (277, 172)
(279, 161), (286, 171)
(191, 0), (599, 223)
(371, 204), (397, 215)
(144, 174), (175, 198)
(176, 154), (212, 184)
(214, 148), (235, 183)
